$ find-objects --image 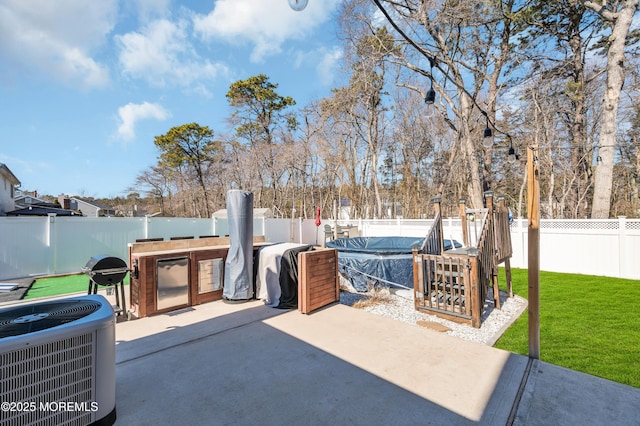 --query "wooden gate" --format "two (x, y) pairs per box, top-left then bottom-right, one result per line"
(413, 252), (481, 327)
